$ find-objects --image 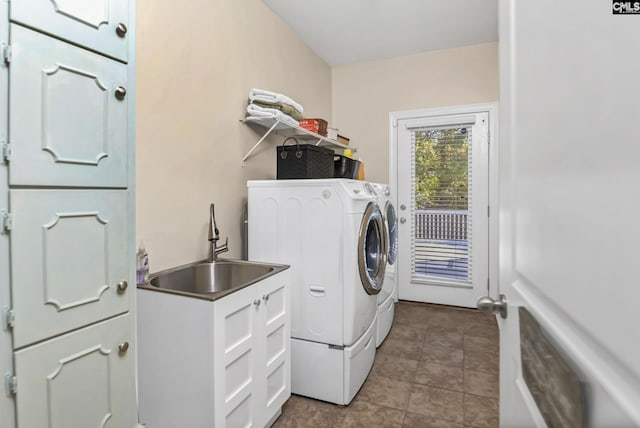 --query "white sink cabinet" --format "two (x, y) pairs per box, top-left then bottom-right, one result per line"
(137, 269), (290, 428)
